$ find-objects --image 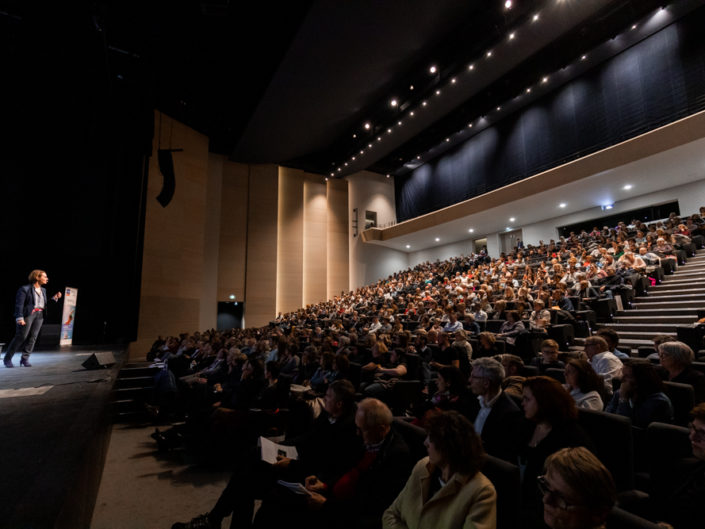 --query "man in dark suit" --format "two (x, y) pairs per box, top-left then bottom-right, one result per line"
(4, 269), (61, 367)
(467, 357), (523, 462)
